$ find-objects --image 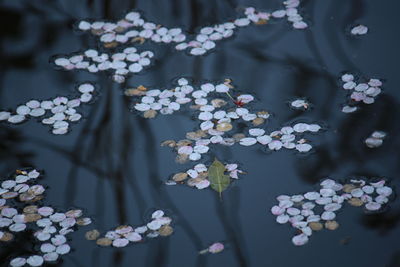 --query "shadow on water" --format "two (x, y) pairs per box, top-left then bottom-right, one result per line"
(0, 0), (399, 266)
